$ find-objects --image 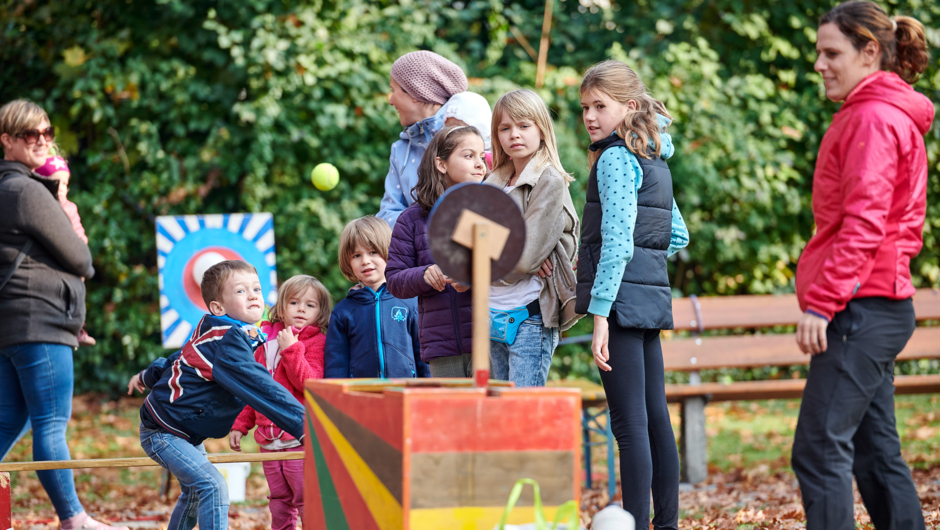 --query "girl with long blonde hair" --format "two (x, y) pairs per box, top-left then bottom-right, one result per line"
(486, 89), (580, 388)
(576, 62), (689, 529)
